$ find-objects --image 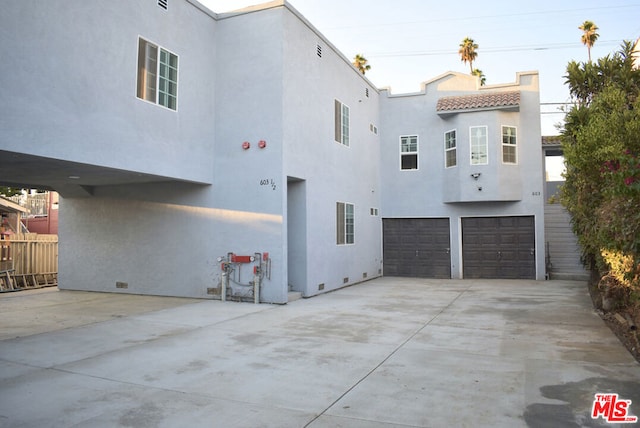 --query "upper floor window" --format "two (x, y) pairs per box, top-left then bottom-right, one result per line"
(334, 100), (350, 146)
(470, 126), (488, 165)
(137, 38), (178, 110)
(337, 202), (354, 245)
(400, 135), (418, 170)
(502, 126), (517, 164)
(444, 130), (457, 168)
